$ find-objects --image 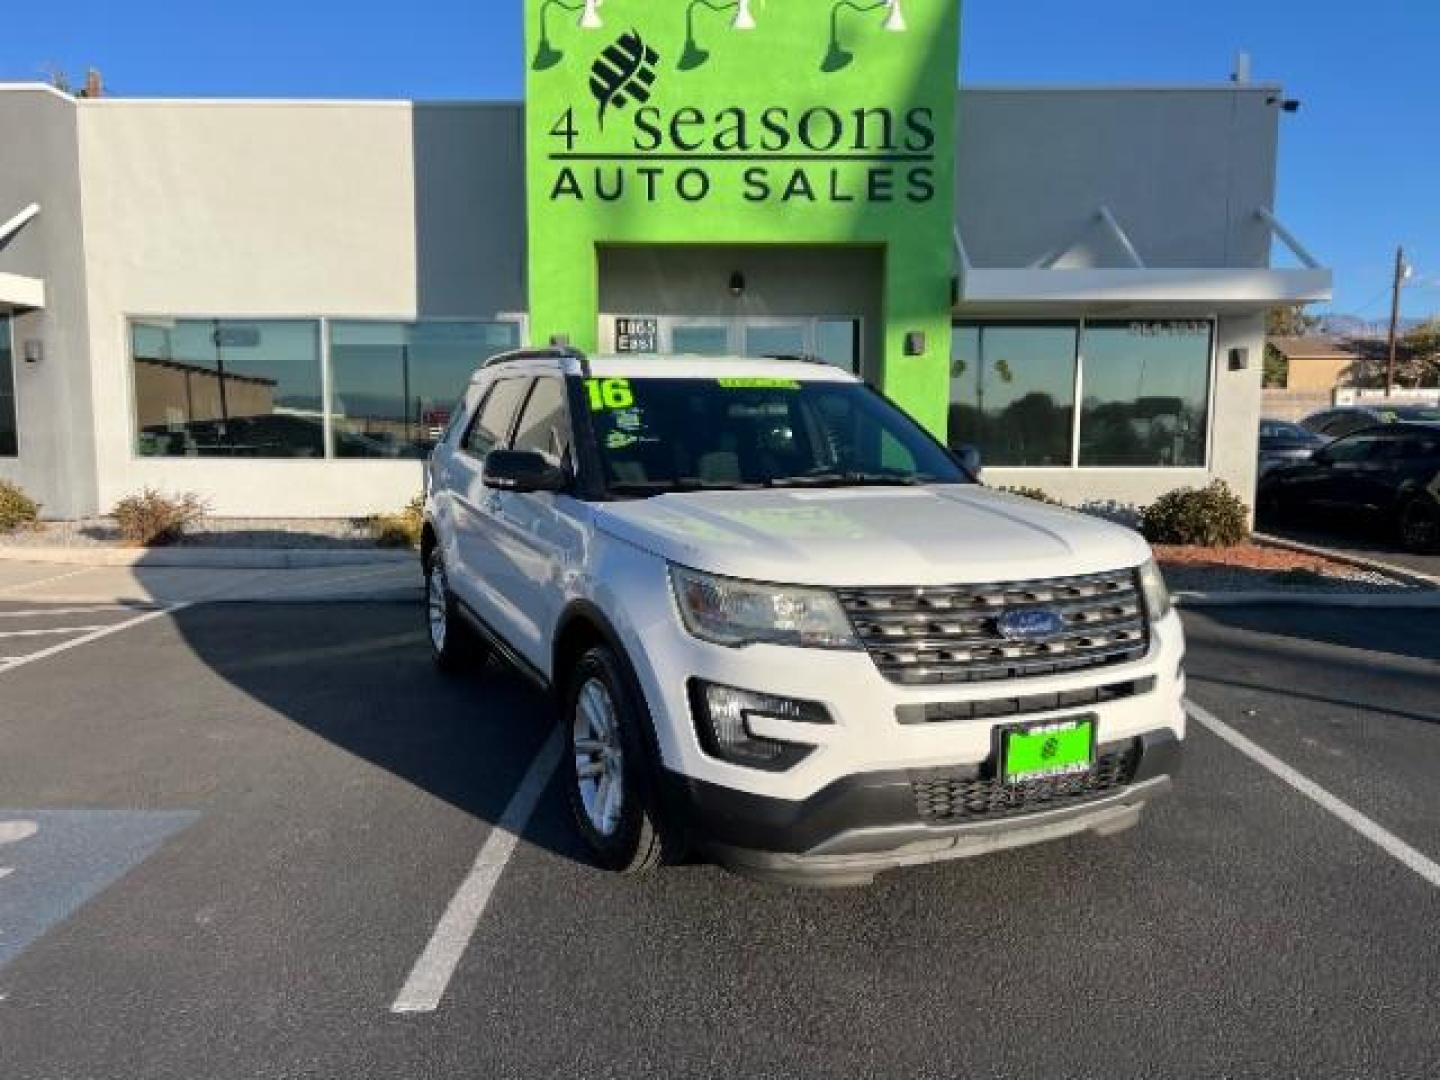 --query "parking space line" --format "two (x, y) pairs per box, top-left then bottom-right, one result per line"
(0, 605), (156, 619)
(1187, 700), (1440, 890)
(0, 604), (190, 678)
(0, 626), (109, 639)
(0, 568), (96, 597)
(391, 727), (564, 1015)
